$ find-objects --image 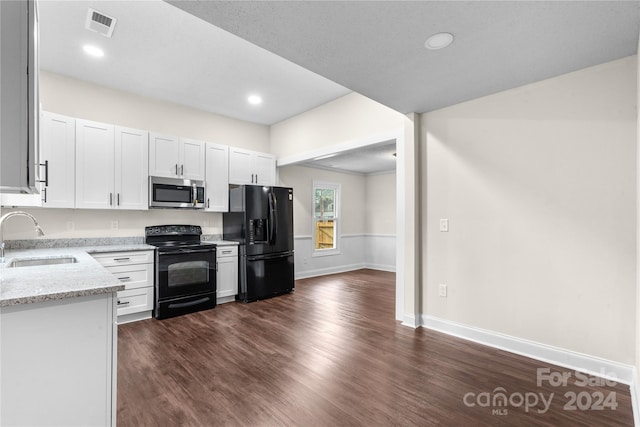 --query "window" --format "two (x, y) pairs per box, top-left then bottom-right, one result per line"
(313, 181), (340, 256)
